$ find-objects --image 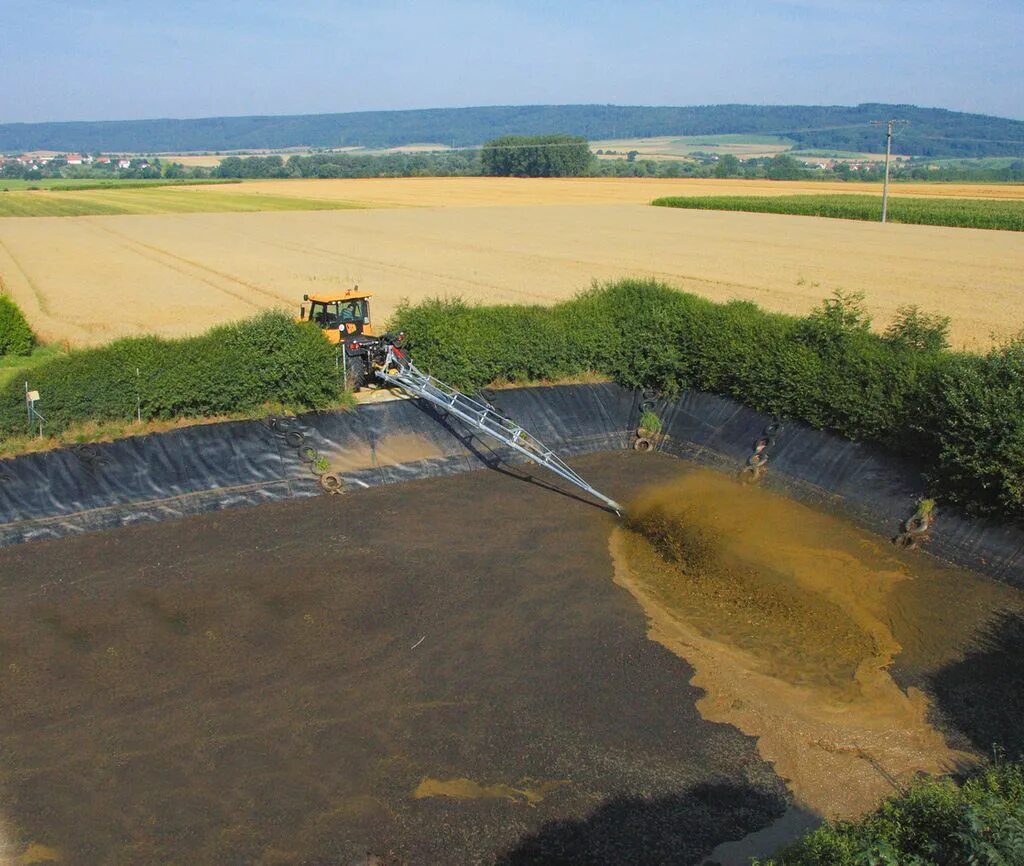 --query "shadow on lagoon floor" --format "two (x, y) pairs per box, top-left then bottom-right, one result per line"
(496, 783), (798, 866)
